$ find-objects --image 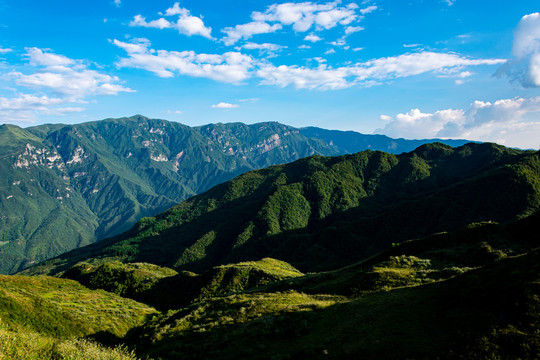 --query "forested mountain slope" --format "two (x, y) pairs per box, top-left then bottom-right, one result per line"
(0, 116), (470, 273)
(24, 142), (539, 276)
